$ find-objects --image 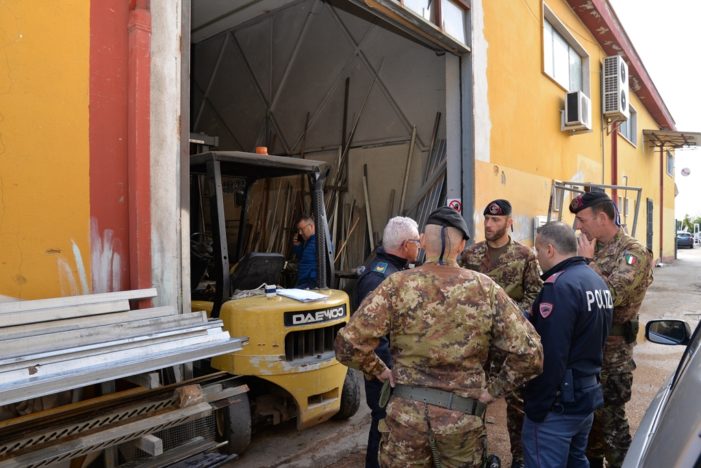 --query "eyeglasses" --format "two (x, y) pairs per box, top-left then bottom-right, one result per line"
(404, 239), (421, 246)
(297, 223), (312, 233)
